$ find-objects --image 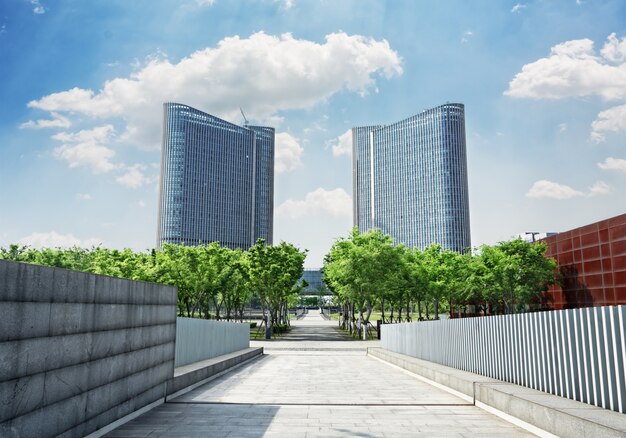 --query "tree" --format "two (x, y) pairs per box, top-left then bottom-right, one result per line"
(247, 239), (306, 336)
